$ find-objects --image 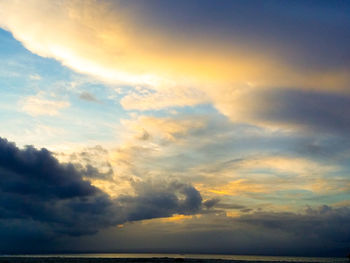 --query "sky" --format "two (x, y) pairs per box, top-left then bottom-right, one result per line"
(0, 0), (350, 257)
